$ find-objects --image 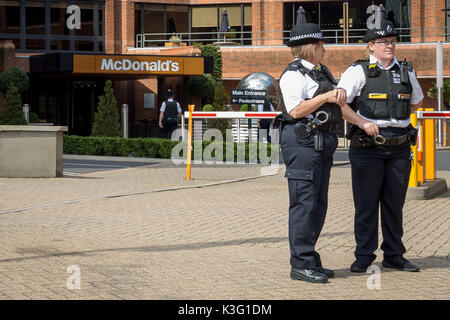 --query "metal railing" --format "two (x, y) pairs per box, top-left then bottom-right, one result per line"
(135, 27), (450, 48)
